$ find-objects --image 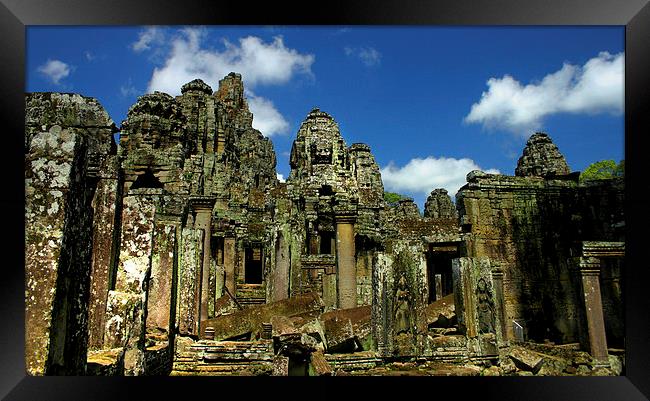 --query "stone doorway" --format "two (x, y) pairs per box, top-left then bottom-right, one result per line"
(245, 246), (263, 284)
(426, 244), (458, 303)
